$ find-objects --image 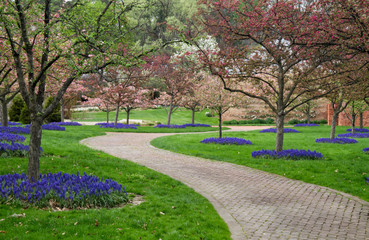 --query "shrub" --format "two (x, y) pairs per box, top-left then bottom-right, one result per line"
(288, 119), (300, 125)
(9, 95), (25, 122)
(223, 120), (239, 125)
(315, 138), (358, 144)
(44, 97), (61, 123)
(337, 133), (369, 138)
(251, 149), (324, 160)
(0, 172), (128, 209)
(205, 112), (213, 117)
(259, 128), (300, 133)
(200, 137), (252, 145)
(19, 105), (30, 124)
